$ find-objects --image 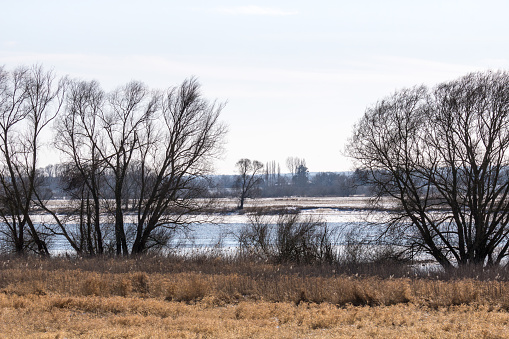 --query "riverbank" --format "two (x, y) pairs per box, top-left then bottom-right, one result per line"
(39, 196), (375, 214)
